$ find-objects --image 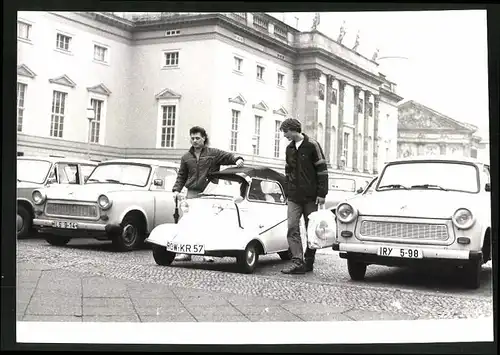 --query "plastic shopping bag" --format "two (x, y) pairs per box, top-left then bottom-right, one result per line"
(307, 205), (337, 249)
